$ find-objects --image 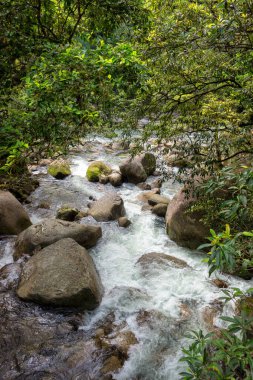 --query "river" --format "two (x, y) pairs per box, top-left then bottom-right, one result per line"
(0, 137), (251, 379)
